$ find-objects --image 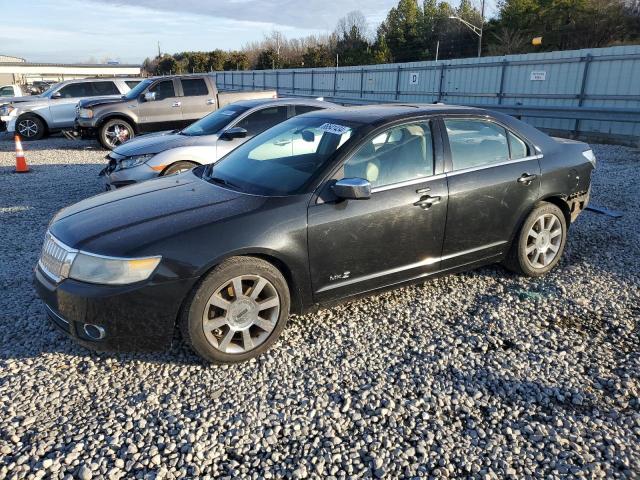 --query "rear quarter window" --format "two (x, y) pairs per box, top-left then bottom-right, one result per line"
(92, 81), (120, 95)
